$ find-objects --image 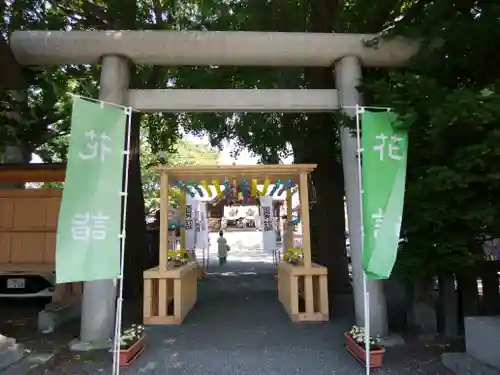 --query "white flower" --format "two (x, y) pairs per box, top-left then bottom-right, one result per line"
(348, 325), (381, 346)
(119, 324), (145, 348)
